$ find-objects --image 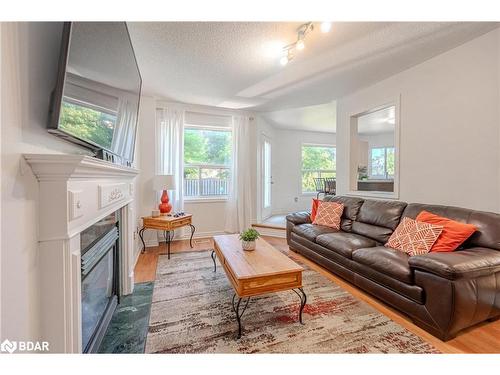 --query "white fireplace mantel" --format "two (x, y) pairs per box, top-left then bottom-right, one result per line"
(24, 154), (139, 353)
